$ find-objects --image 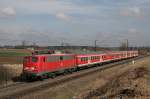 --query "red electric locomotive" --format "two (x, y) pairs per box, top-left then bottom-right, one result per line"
(23, 54), (77, 80)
